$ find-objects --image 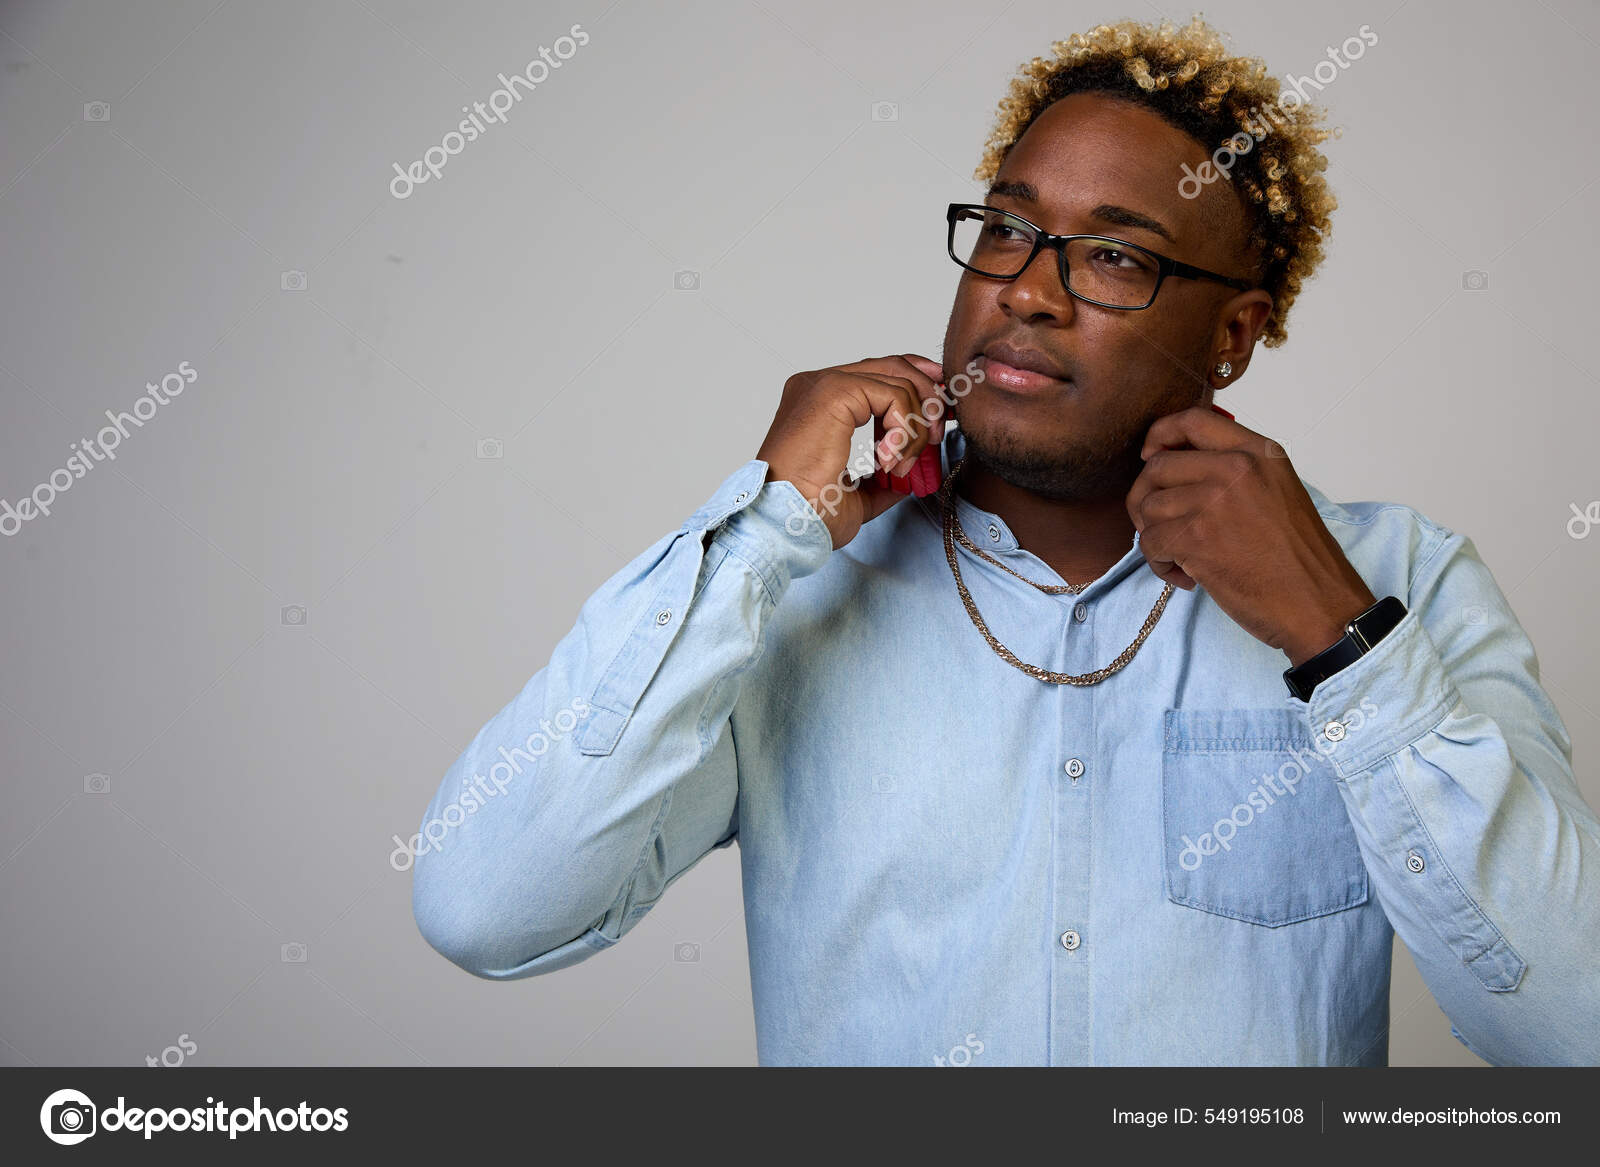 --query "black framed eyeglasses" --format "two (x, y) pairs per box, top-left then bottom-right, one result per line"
(946, 203), (1254, 310)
